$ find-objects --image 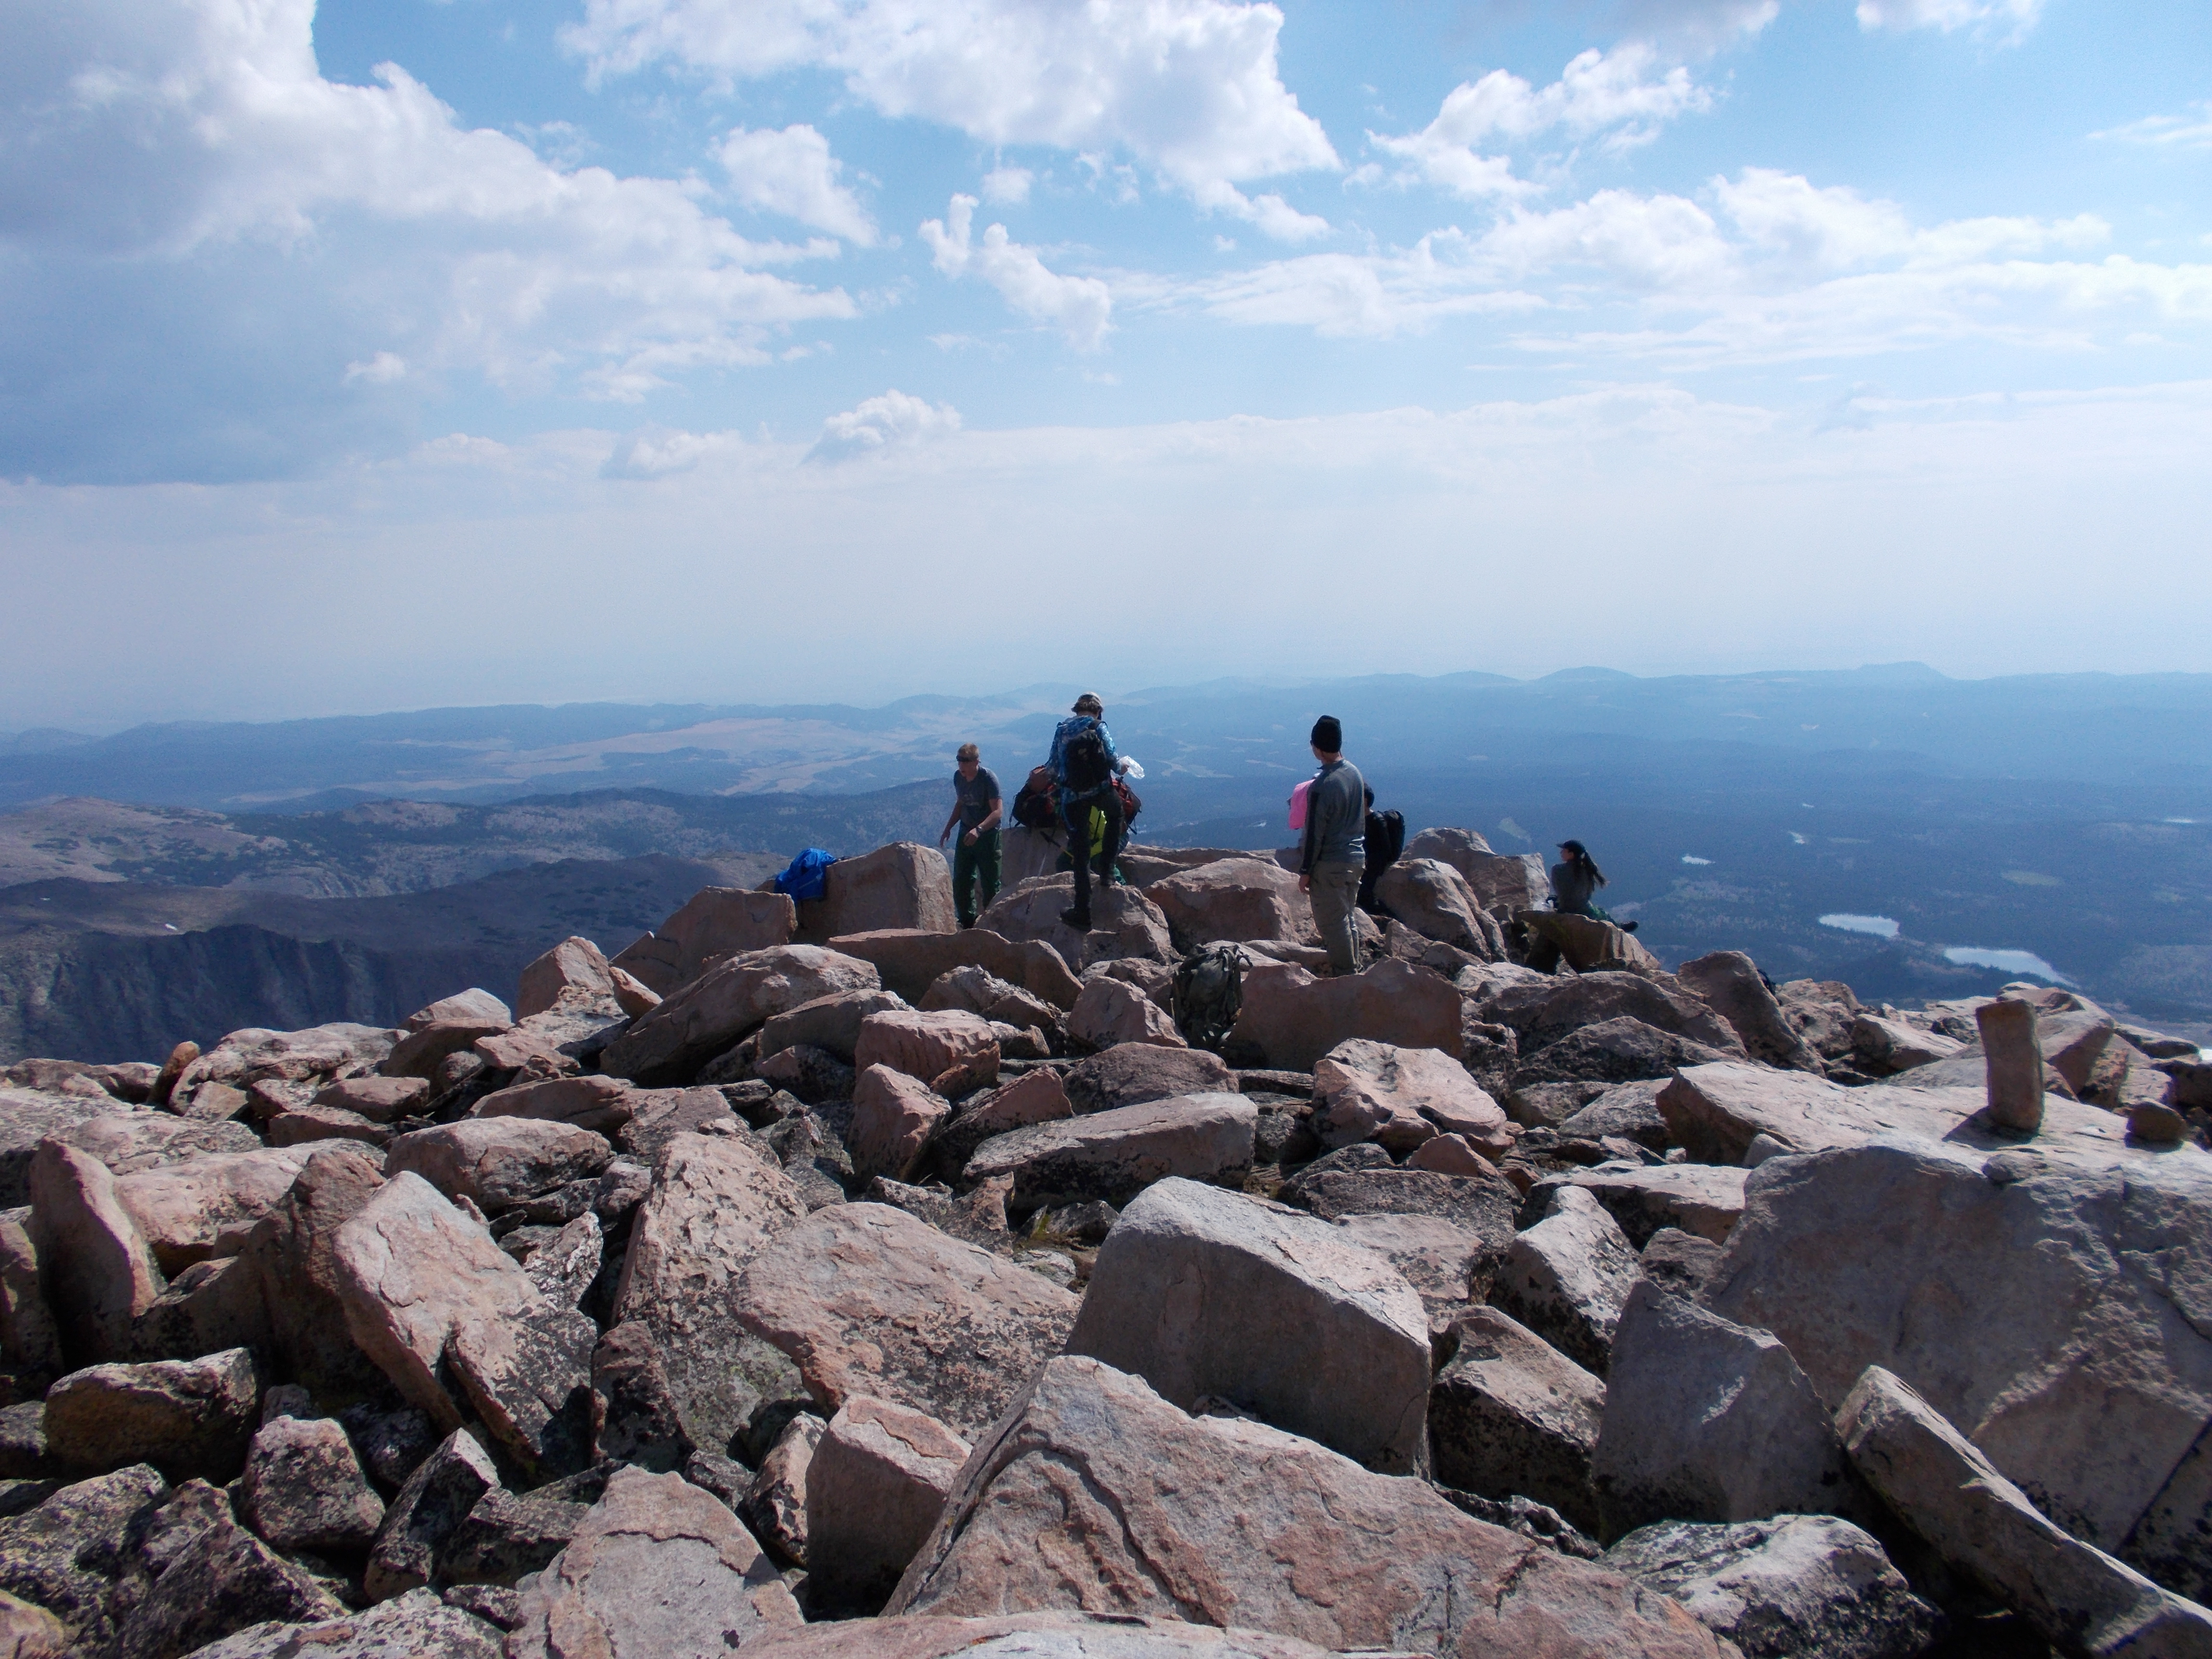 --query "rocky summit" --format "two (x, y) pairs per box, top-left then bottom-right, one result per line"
(0, 830), (2205, 1659)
